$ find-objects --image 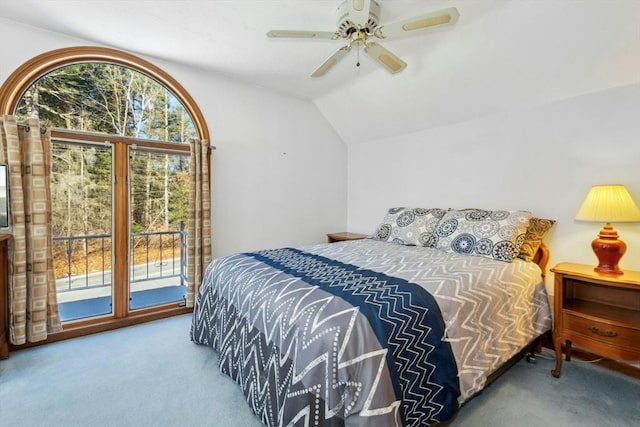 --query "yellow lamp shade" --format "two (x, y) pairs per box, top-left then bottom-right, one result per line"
(576, 184), (640, 223)
(575, 184), (640, 275)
